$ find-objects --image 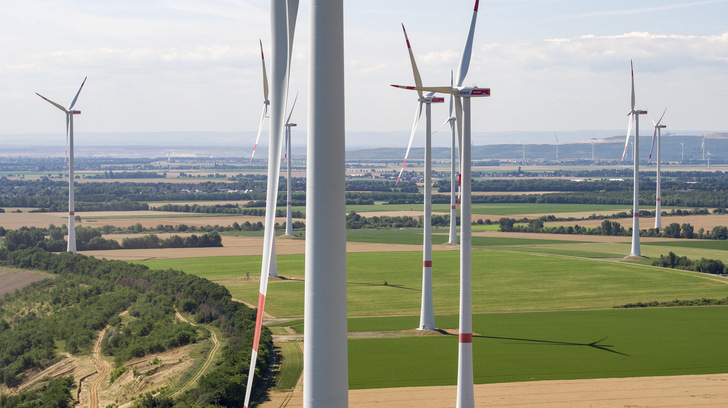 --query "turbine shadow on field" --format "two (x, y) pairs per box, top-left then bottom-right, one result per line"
(475, 334), (629, 356)
(347, 281), (418, 291)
